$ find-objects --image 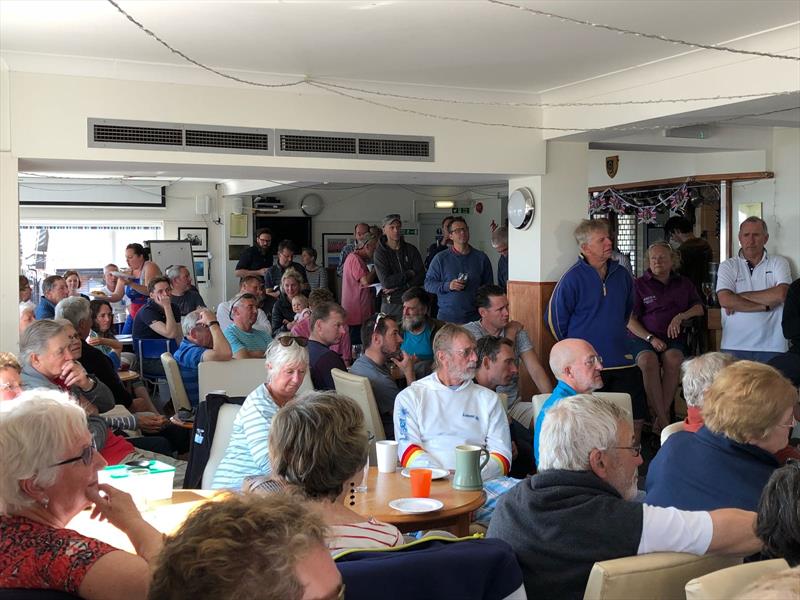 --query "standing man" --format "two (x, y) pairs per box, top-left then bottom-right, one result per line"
(424, 215), (454, 269)
(224, 293), (271, 359)
(425, 217), (493, 324)
(716, 216), (791, 362)
(533, 338), (605, 464)
(545, 219), (647, 441)
(491, 225), (509, 292)
(374, 214), (425, 319)
(337, 222), (370, 277)
(350, 313), (417, 438)
(465, 285), (552, 428)
(173, 308), (233, 406)
(166, 264), (206, 316)
(340, 233), (379, 344)
(664, 215), (714, 297)
(307, 302), (348, 390)
(234, 228), (273, 280)
(34, 275), (69, 320)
